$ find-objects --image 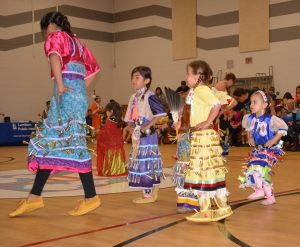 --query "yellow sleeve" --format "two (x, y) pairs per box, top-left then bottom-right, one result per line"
(195, 85), (220, 107)
(212, 87), (232, 105)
